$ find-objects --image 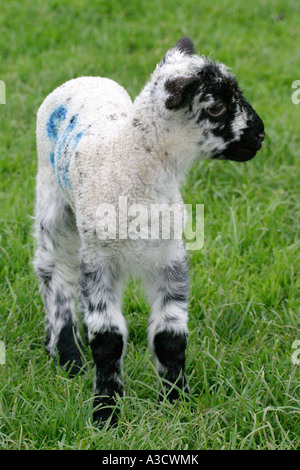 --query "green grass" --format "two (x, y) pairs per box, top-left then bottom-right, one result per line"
(0, 0), (299, 450)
